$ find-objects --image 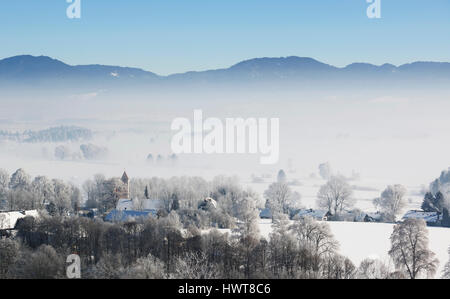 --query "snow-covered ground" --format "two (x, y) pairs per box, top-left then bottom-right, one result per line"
(257, 219), (450, 277)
